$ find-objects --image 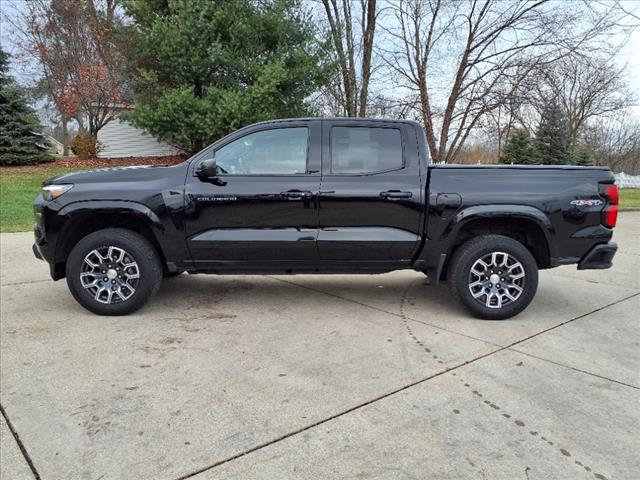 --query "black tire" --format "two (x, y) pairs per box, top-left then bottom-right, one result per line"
(66, 228), (163, 315)
(448, 235), (538, 320)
